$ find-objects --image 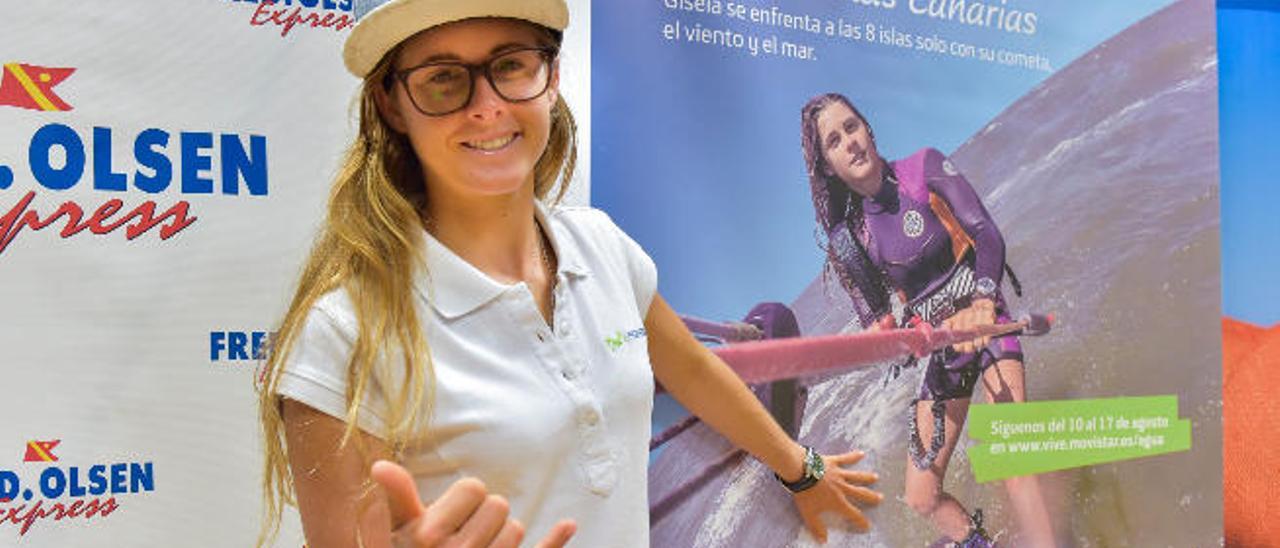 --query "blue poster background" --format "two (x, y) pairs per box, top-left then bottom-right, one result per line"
(1219, 1), (1280, 326)
(594, 0), (1174, 322)
(1218, 1), (1280, 544)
